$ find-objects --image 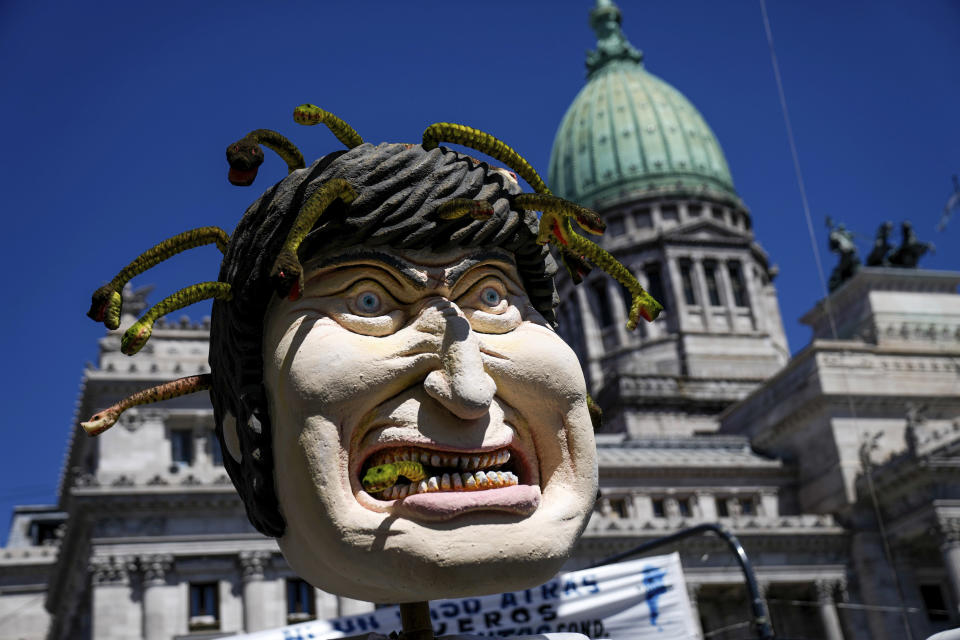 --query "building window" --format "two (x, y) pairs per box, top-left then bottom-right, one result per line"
(679, 260), (697, 305)
(643, 262), (665, 311)
(608, 498), (629, 518)
(591, 280), (614, 328)
(687, 204), (702, 218)
(209, 433), (223, 466)
(607, 215), (625, 236)
(660, 205), (679, 224)
(703, 261), (722, 306)
(171, 430), (194, 466)
(677, 497), (692, 518)
(716, 497), (729, 517)
(28, 521), (61, 546)
(189, 582), (219, 631)
(919, 584), (949, 622)
(287, 578), (316, 623)
(728, 261), (749, 307)
(652, 498), (665, 518)
(738, 497), (755, 515)
(634, 207), (652, 228)
(711, 206), (724, 221)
